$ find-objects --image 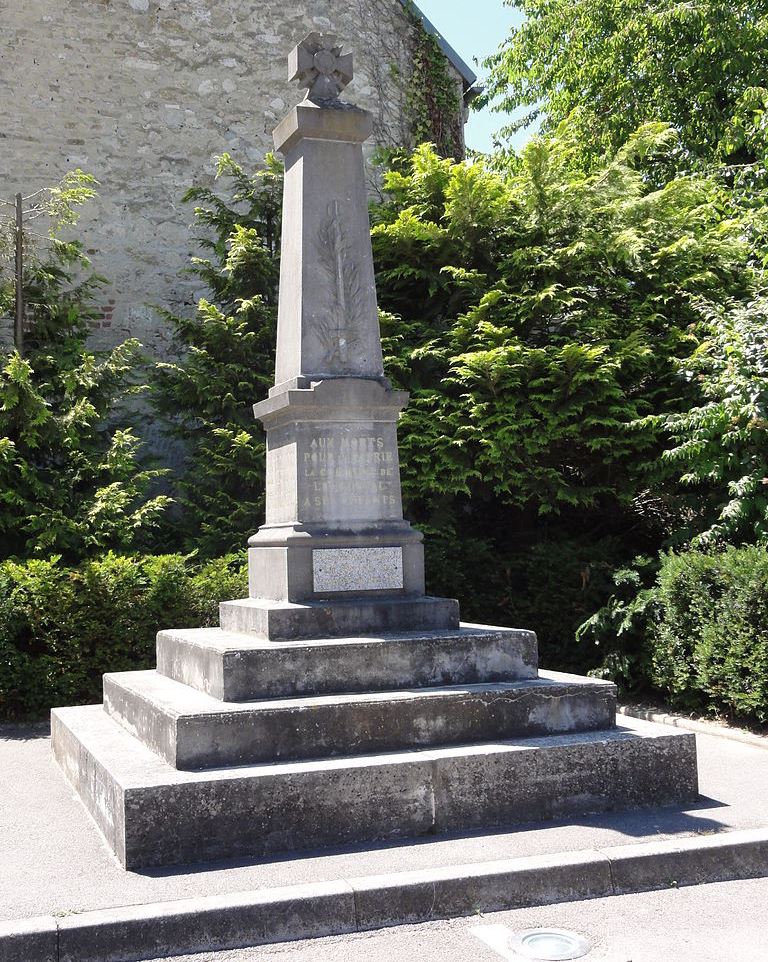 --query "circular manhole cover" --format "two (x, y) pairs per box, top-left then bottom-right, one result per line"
(509, 928), (590, 961)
